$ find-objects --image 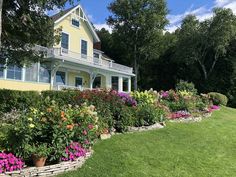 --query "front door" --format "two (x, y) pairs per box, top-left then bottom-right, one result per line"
(75, 77), (83, 88)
